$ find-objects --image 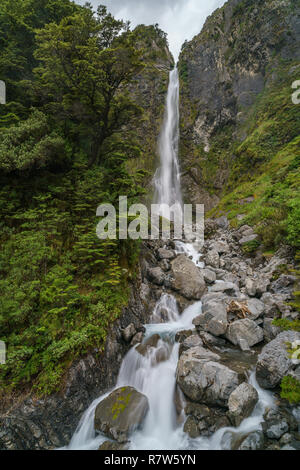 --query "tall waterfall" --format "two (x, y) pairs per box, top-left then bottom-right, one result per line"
(154, 67), (182, 218)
